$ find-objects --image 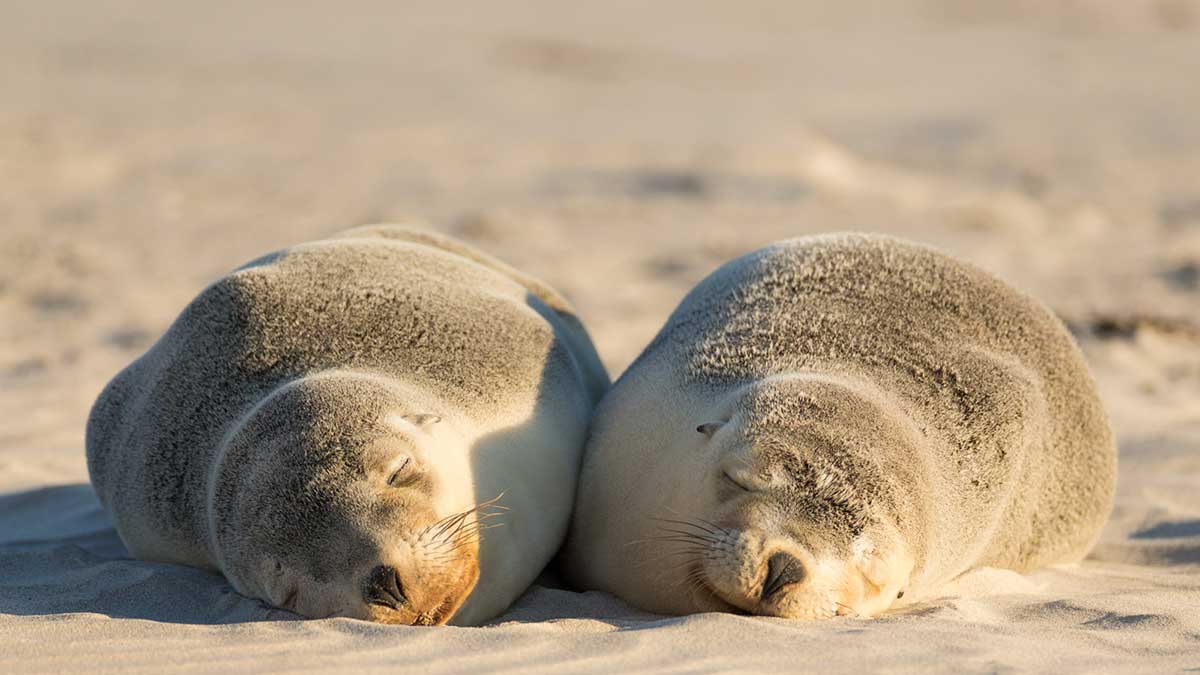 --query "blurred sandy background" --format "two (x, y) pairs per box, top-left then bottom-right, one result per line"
(1, 1), (1199, 672)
